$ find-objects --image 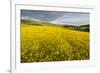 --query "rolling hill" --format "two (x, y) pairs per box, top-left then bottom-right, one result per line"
(21, 19), (89, 32)
(21, 20), (90, 63)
